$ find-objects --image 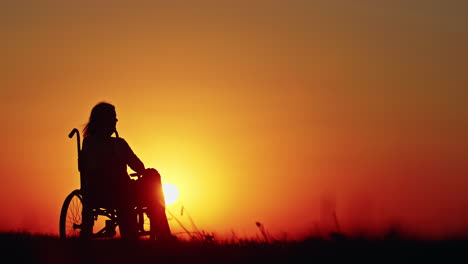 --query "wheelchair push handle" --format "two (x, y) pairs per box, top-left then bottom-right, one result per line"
(68, 128), (79, 139)
(68, 128), (81, 172)
(68, 128), (81, 153)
